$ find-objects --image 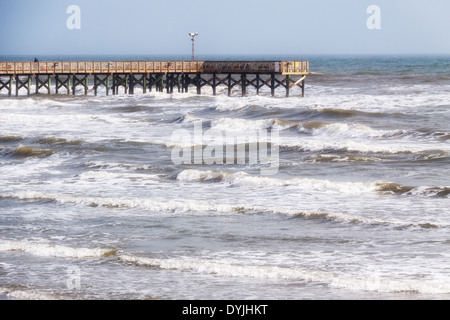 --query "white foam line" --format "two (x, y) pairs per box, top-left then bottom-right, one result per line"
(0, 240), (116, 258)
(0, 287), (59, 300)
(0, 190), (373, 222)
(0, 191), (243, 214)
(282, 139), (449, 154)
(79, 171), (162, 181)
(177, 169), (381, 194)
(301, 122), (404, 138)
(118, 254), (450, 294)
(1, 190), (447, 227)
